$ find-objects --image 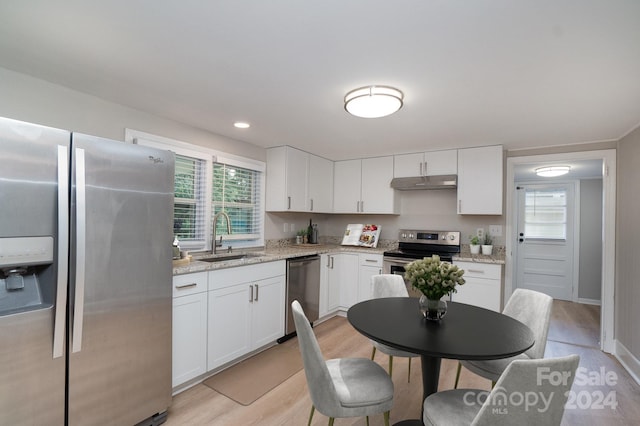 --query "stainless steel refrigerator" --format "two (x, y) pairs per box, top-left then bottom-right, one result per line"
(0, 117), (174, 425)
